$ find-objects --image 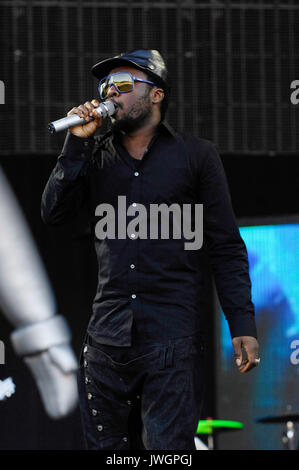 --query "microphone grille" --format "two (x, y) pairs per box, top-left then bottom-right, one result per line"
(103, 100), (115, 116)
